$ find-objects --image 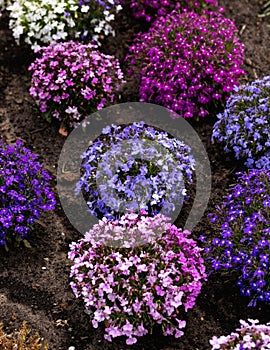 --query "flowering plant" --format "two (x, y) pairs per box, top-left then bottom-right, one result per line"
(0, 139), (56, 247)
(202, 169), (270, 306)
(126, 10), (245, 119)
(129, 0), (222, 22)
(76, 121), (195, 220)
(210, 319), (270, 350)
(212, 76), (270, 170)
(69, 212), (207, 345)
(7, 0), (123, 51)
(29, 41), (125, 131)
